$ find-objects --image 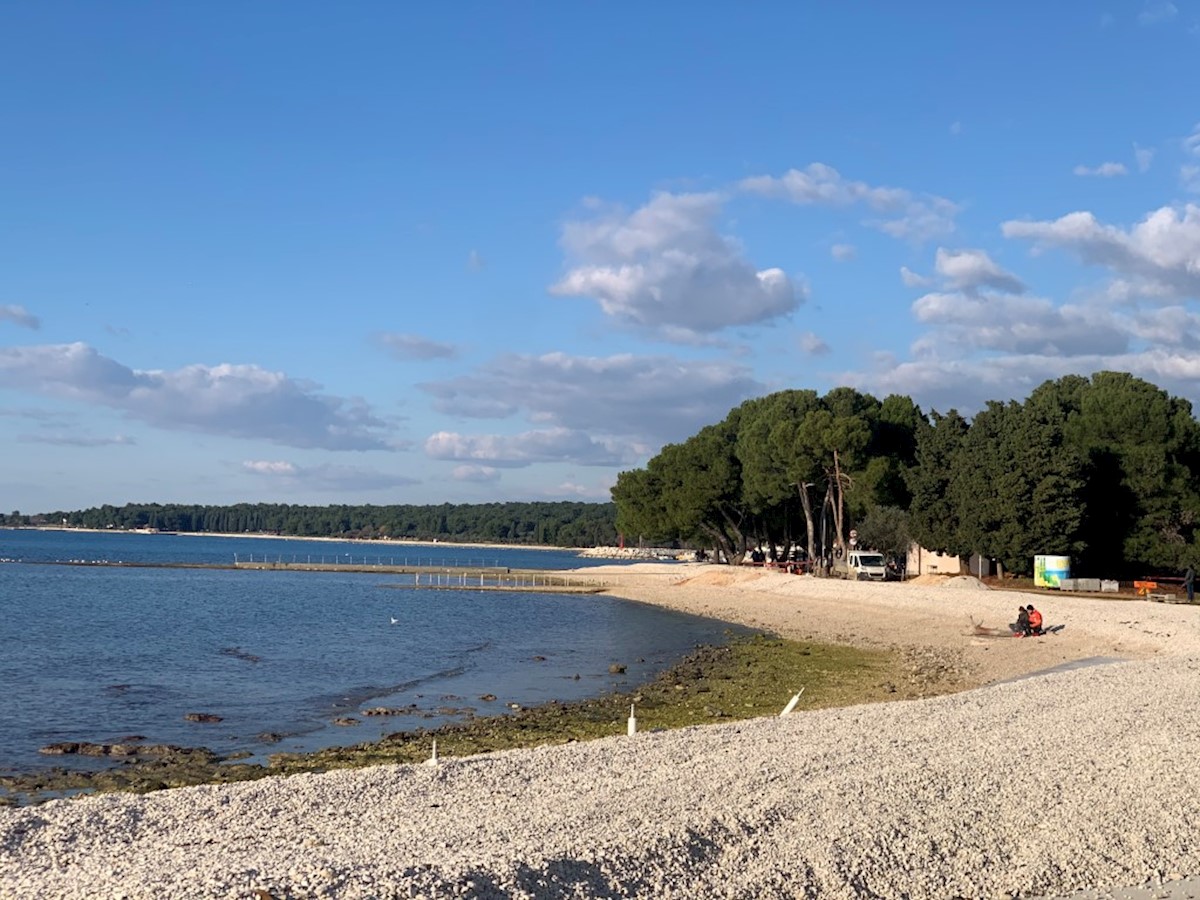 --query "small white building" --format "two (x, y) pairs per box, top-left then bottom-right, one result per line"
(906, 543), (992, 578)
